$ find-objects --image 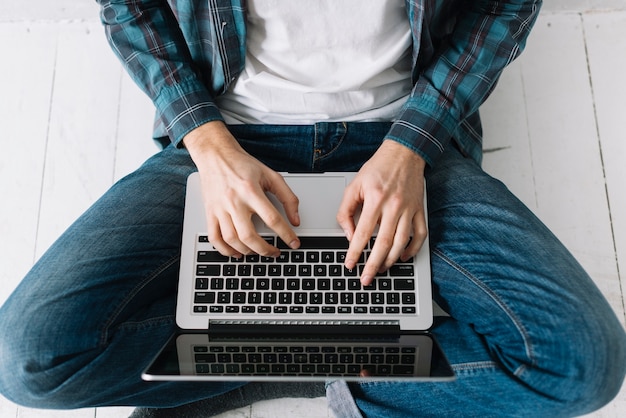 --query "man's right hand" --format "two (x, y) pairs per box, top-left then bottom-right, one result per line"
(183, 121), (301, 258)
